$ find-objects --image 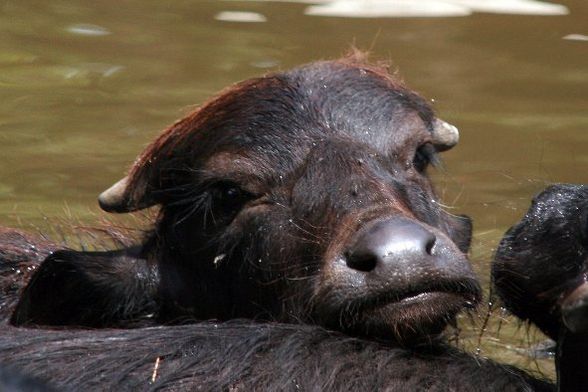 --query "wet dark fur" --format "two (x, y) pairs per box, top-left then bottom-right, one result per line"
(493, 184), (588, 339)
(494, 184), (588, 391)
(0, 322), (552, 391)
(0, 229), (56, 322)
(0, 365), (54, 392)
(12, 247), (159, 327)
